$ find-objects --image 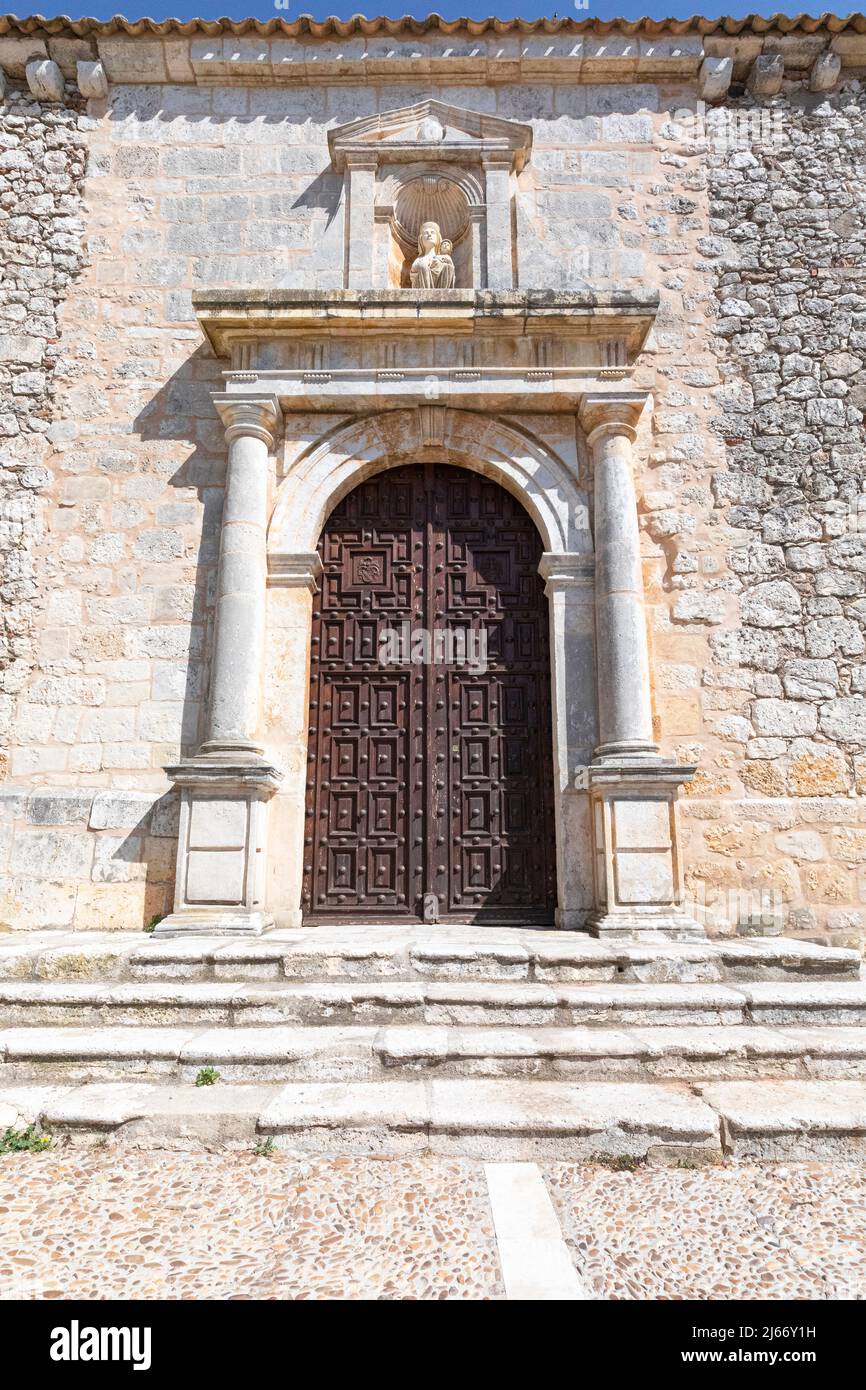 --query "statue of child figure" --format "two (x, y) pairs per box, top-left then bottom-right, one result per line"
(410, 221), (456, 289)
